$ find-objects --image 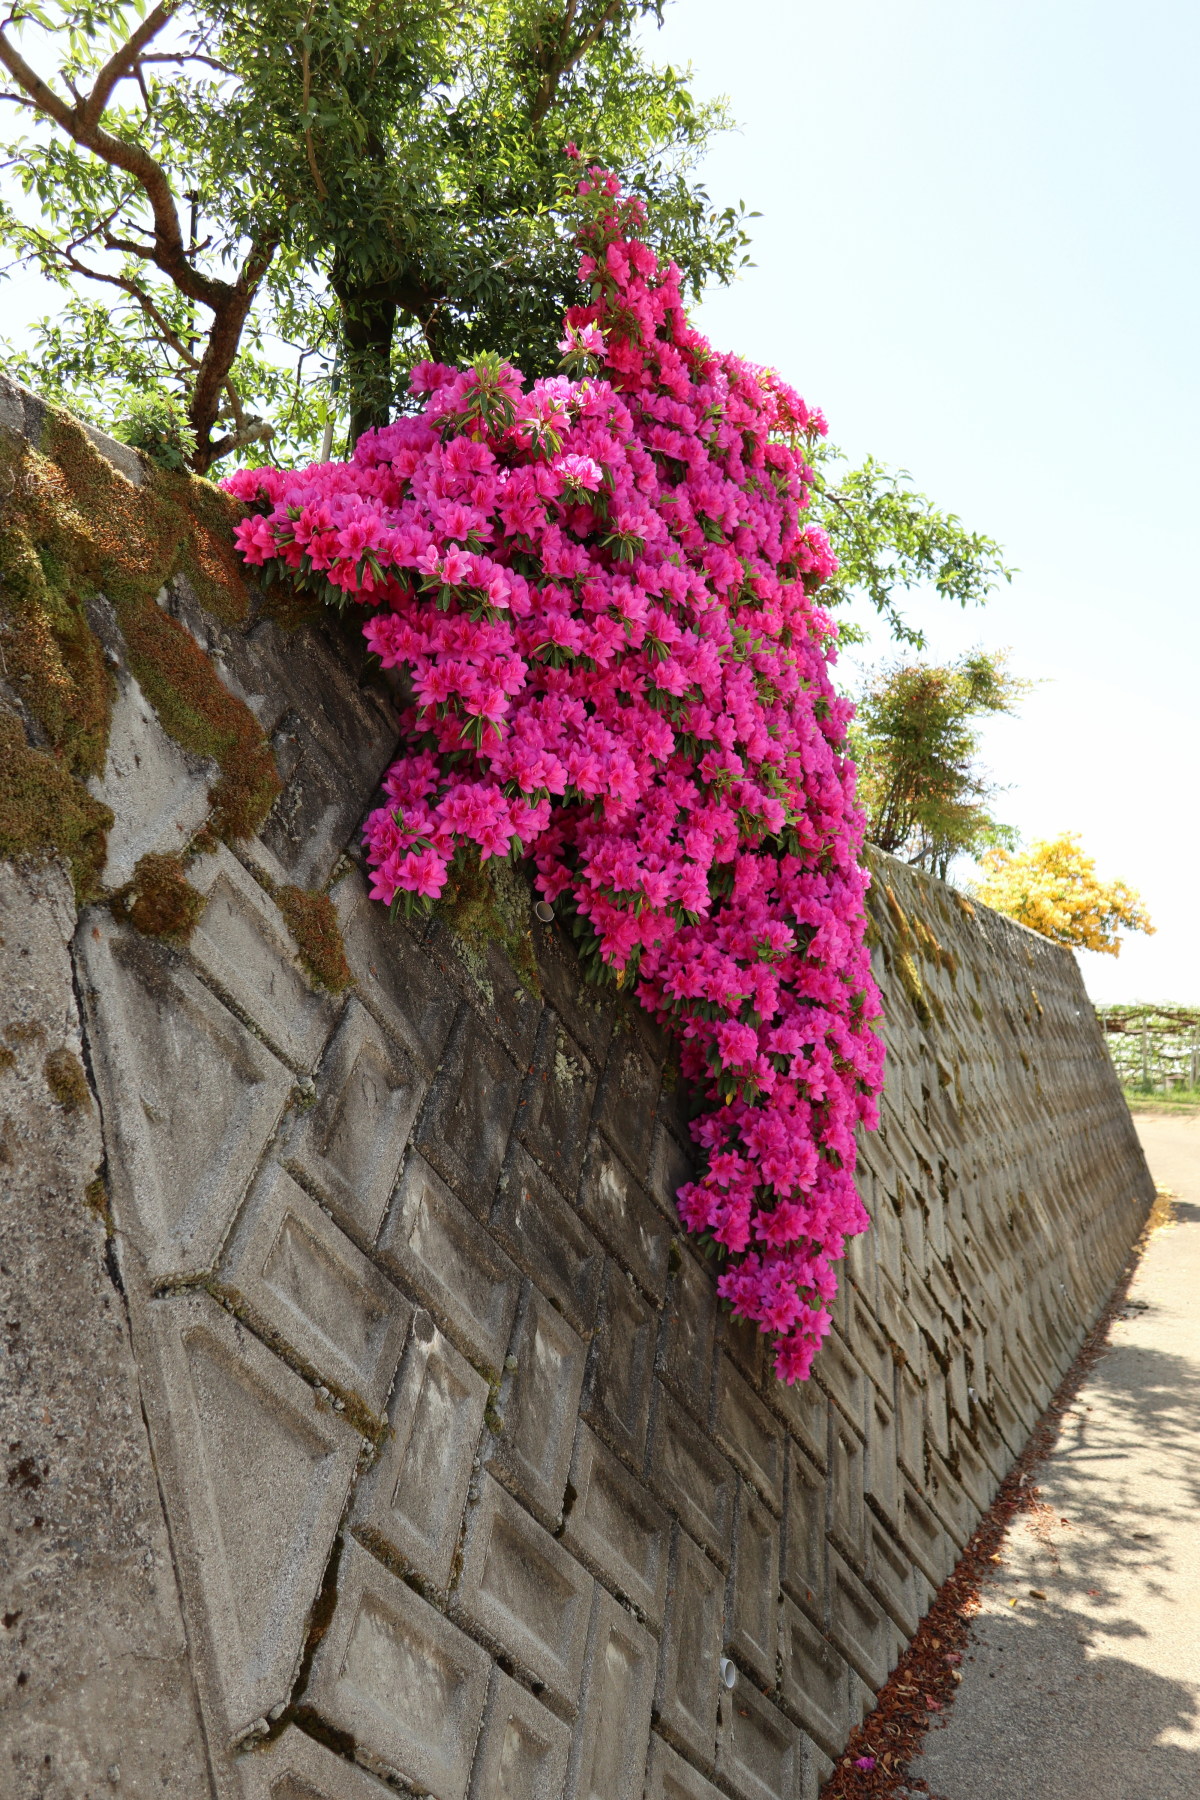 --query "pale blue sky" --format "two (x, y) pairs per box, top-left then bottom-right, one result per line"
(644, 0), (1200, 1004)
(2, 0), (1195, 1001)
